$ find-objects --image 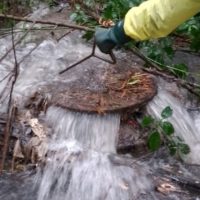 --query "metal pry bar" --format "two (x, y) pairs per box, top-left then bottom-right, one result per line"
(59, 41), (116, 75)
